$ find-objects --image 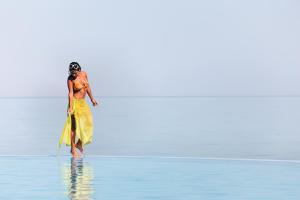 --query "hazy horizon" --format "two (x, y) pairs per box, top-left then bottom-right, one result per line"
(1, 0), (299, 97)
